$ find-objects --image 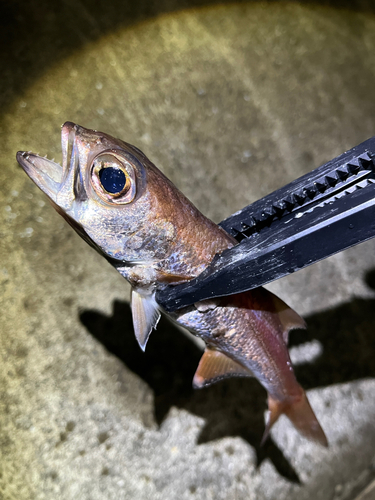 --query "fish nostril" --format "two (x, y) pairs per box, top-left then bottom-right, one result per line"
(61, 121), (77, 133)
